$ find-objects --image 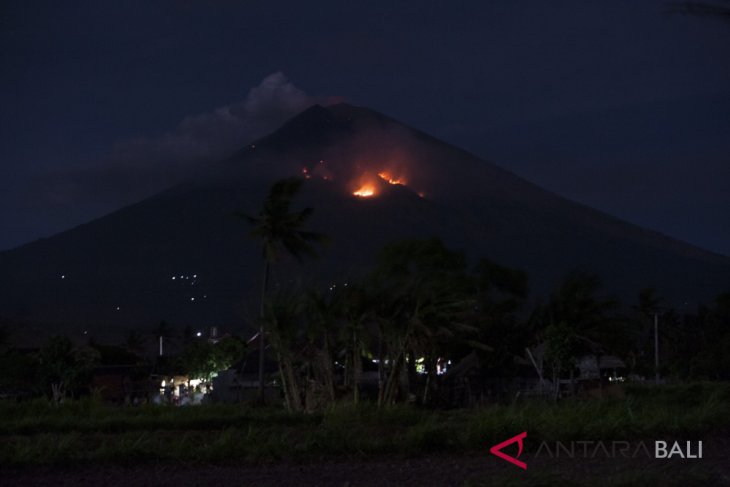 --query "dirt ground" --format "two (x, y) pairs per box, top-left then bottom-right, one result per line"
(5, 449), (730, 487)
